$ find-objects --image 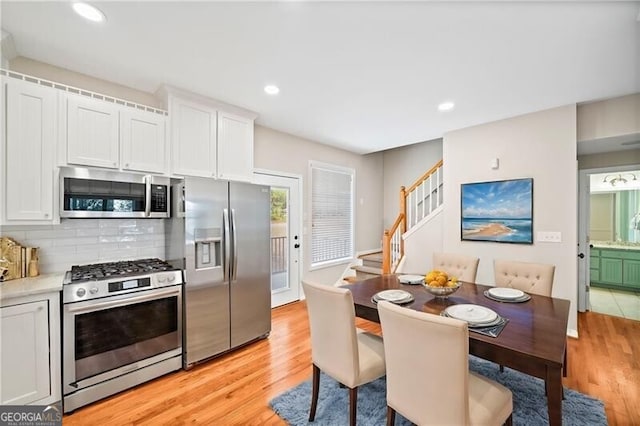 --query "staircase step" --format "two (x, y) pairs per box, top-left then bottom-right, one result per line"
(351, 264), (383, 280)
(360, 252), (383, 268)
